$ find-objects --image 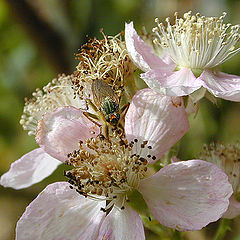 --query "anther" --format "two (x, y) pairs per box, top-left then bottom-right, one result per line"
(101, 208), (107, 212)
